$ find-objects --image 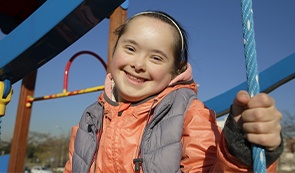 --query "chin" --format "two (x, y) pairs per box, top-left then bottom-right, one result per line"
(119, 93), (145, 103)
